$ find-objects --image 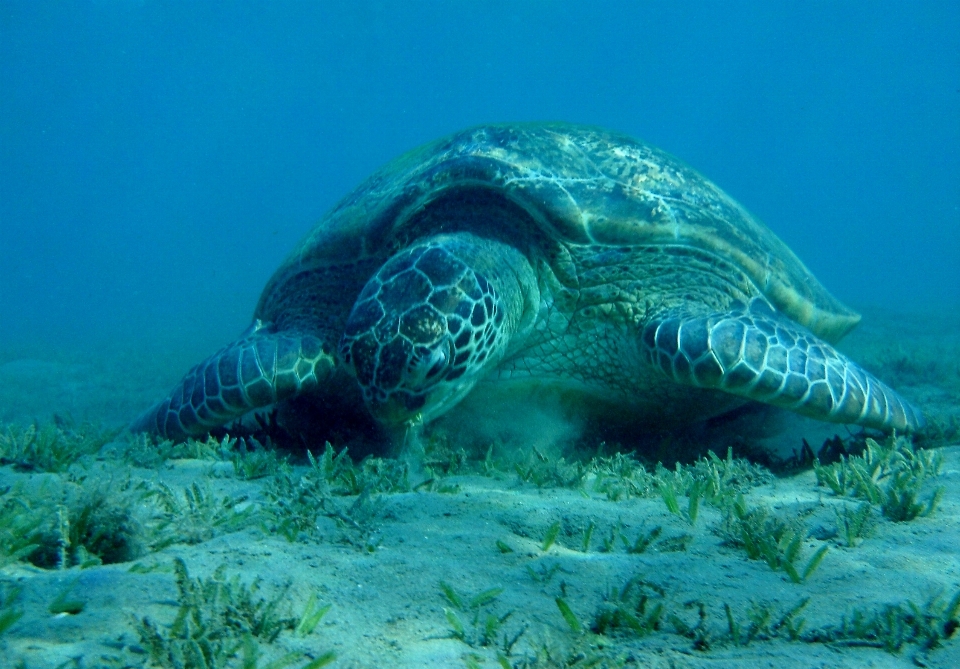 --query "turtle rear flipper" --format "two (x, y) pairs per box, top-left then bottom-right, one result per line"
(131, 325), (335, 441)
(642, 300), (925, 433)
